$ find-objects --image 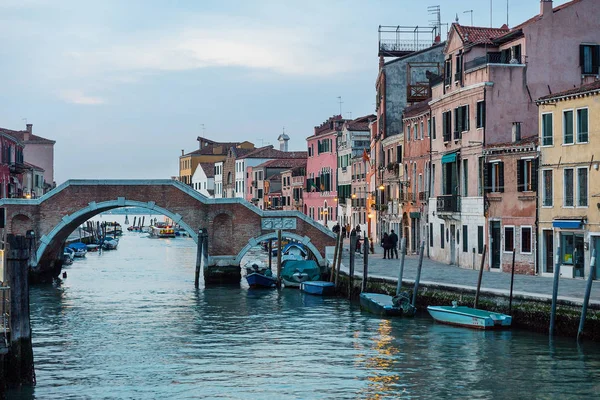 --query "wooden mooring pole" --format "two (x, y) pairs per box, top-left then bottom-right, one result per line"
(334, 234), (343, 288)
(330, 232), (340, 282)
(6, 234), (35, 387)
(195, 229), (207, 288)
(348, 232), (356, 298)
(474, 244), (487, 309)
(396, 237), (407, 296)
(577, 249), (596, 341)
(276, 230), (282, 288)
(268, 240), (273, 270)
(509, 248), (516, 314)
(411, 241), (426, 307)
(549, 246), (562, 336)
(361, 236), (369, 293)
